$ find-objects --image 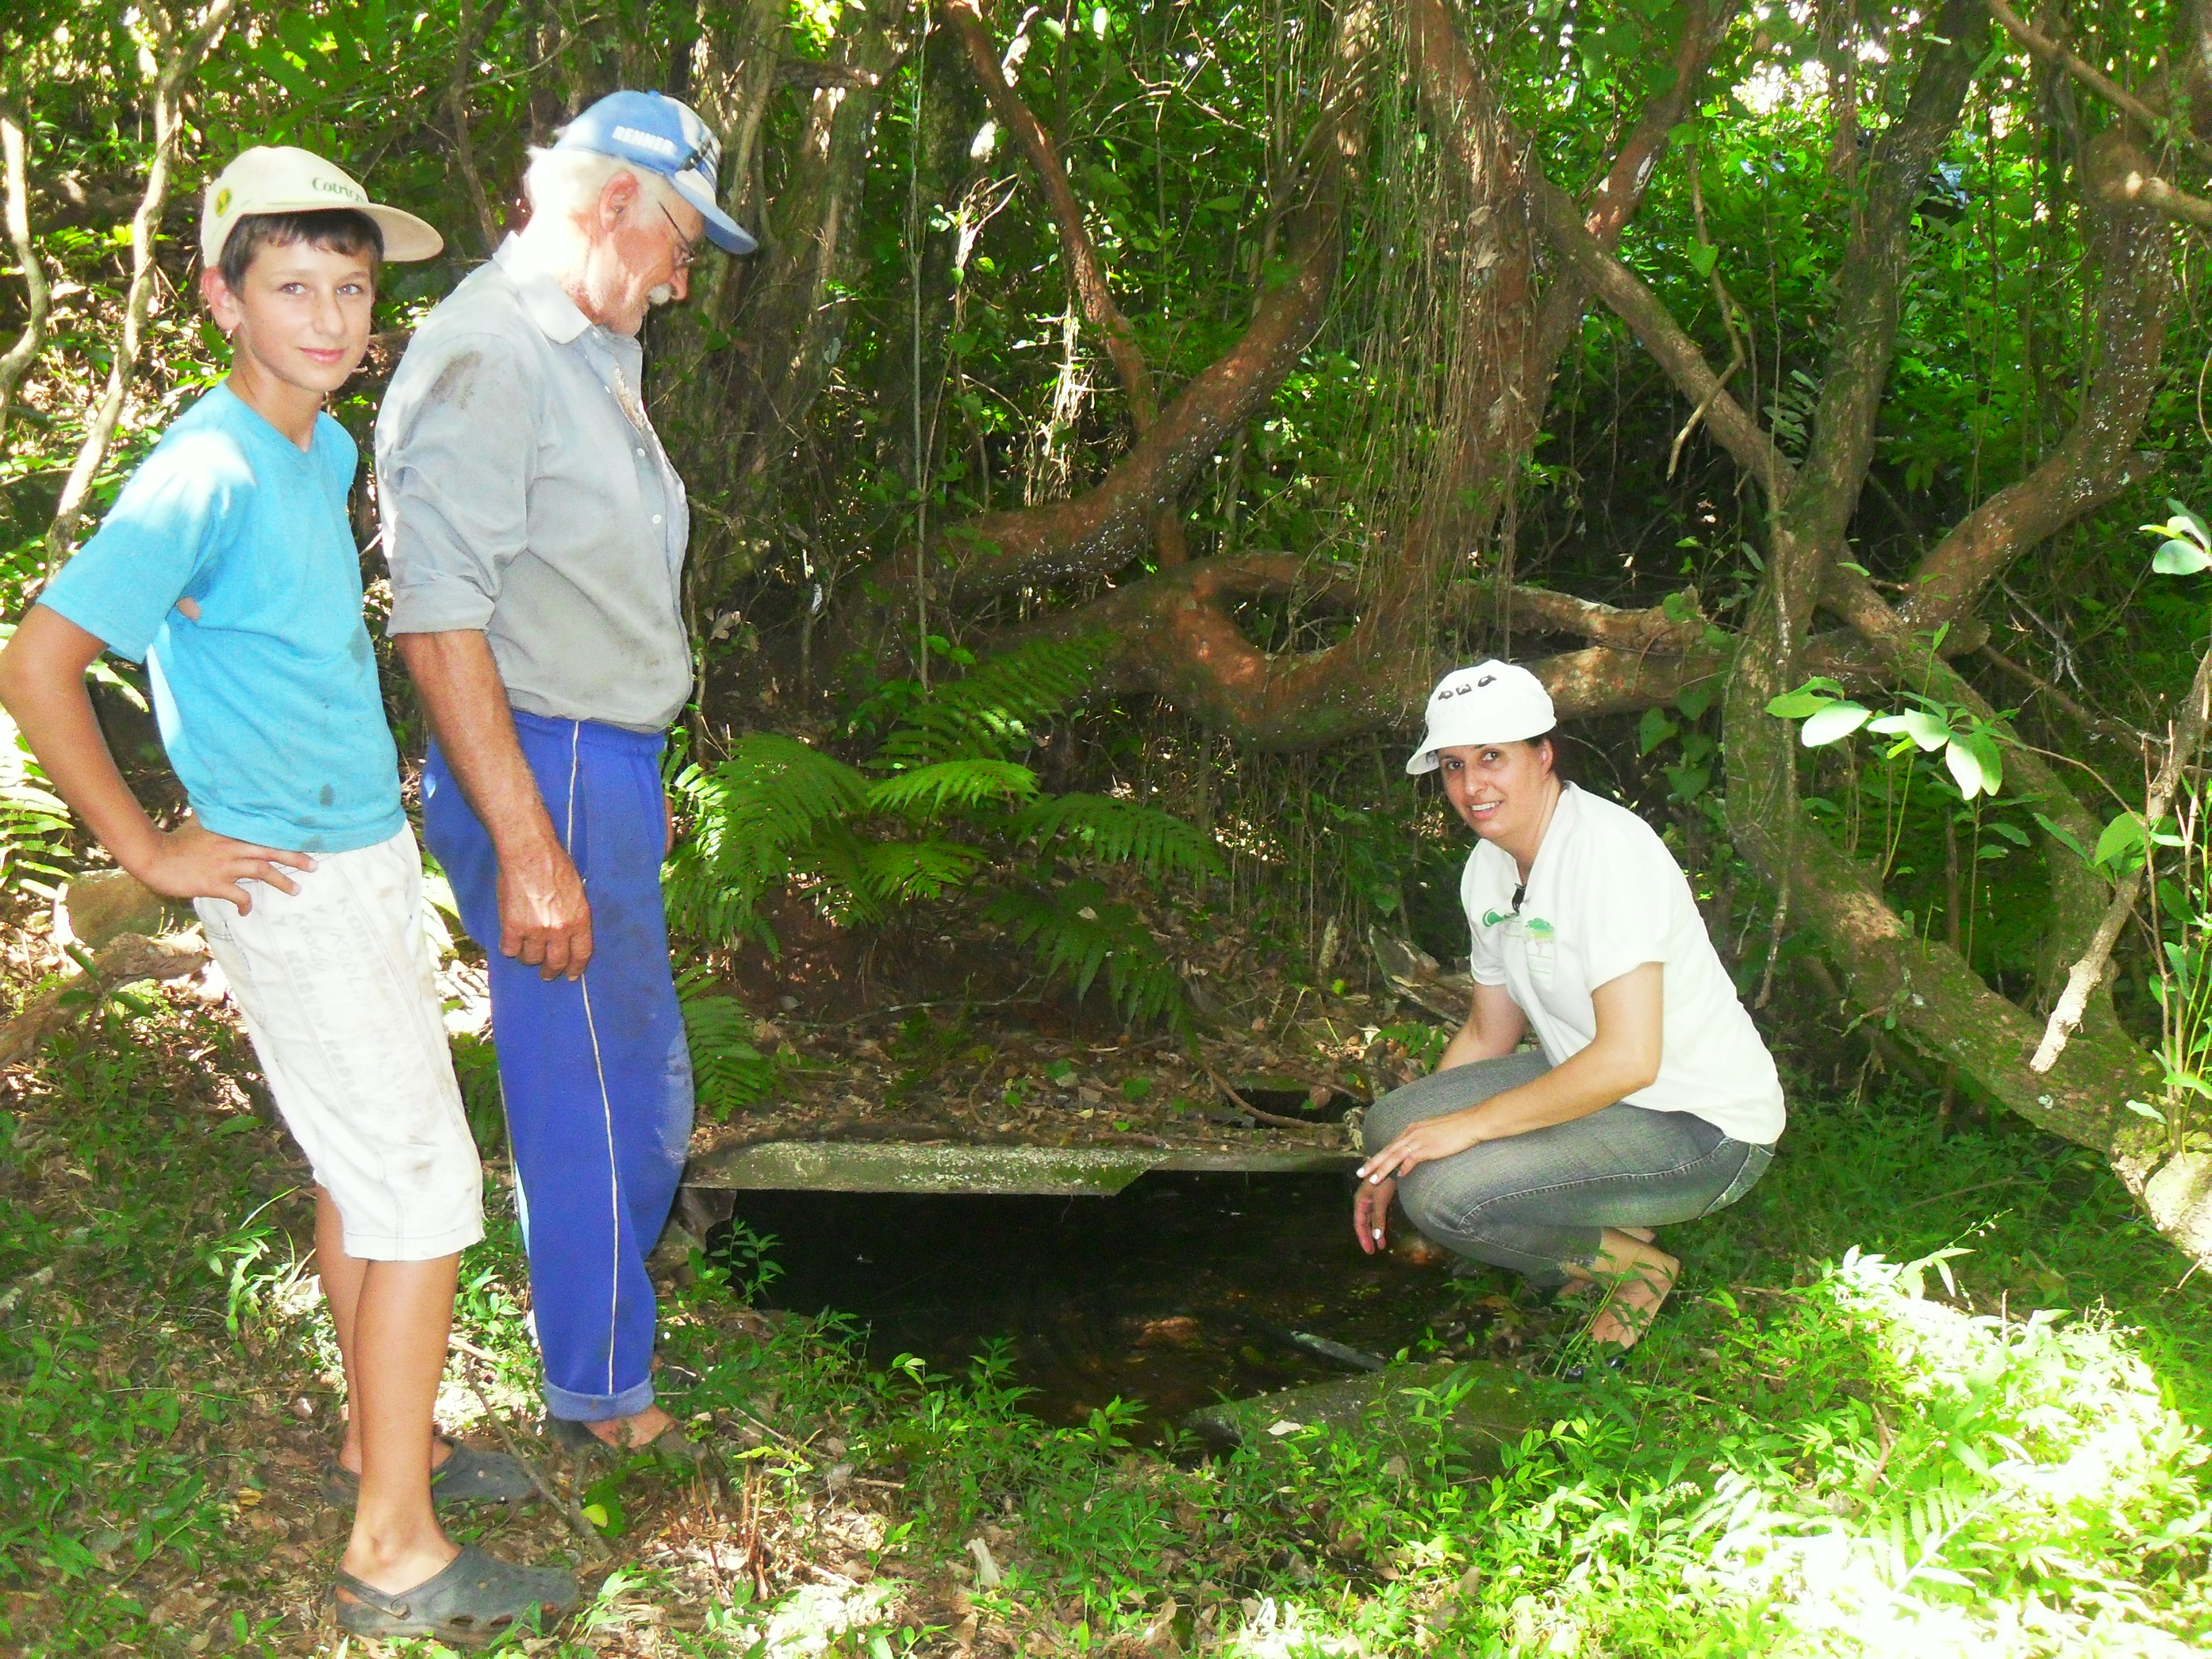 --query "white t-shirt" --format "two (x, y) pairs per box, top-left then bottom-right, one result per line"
(1462, 784), (1785, 1145)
